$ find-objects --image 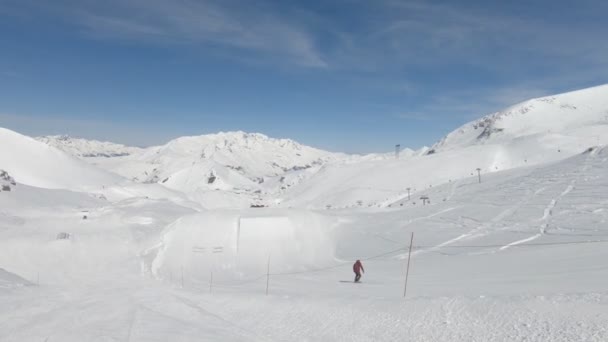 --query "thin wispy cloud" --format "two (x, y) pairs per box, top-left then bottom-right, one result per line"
(4, 0), (606, 74)
(363, 0), (608, 71)
(4, 0), (327, 68)
(0, 0), (606, 152)
(78, 0), (327, 68)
